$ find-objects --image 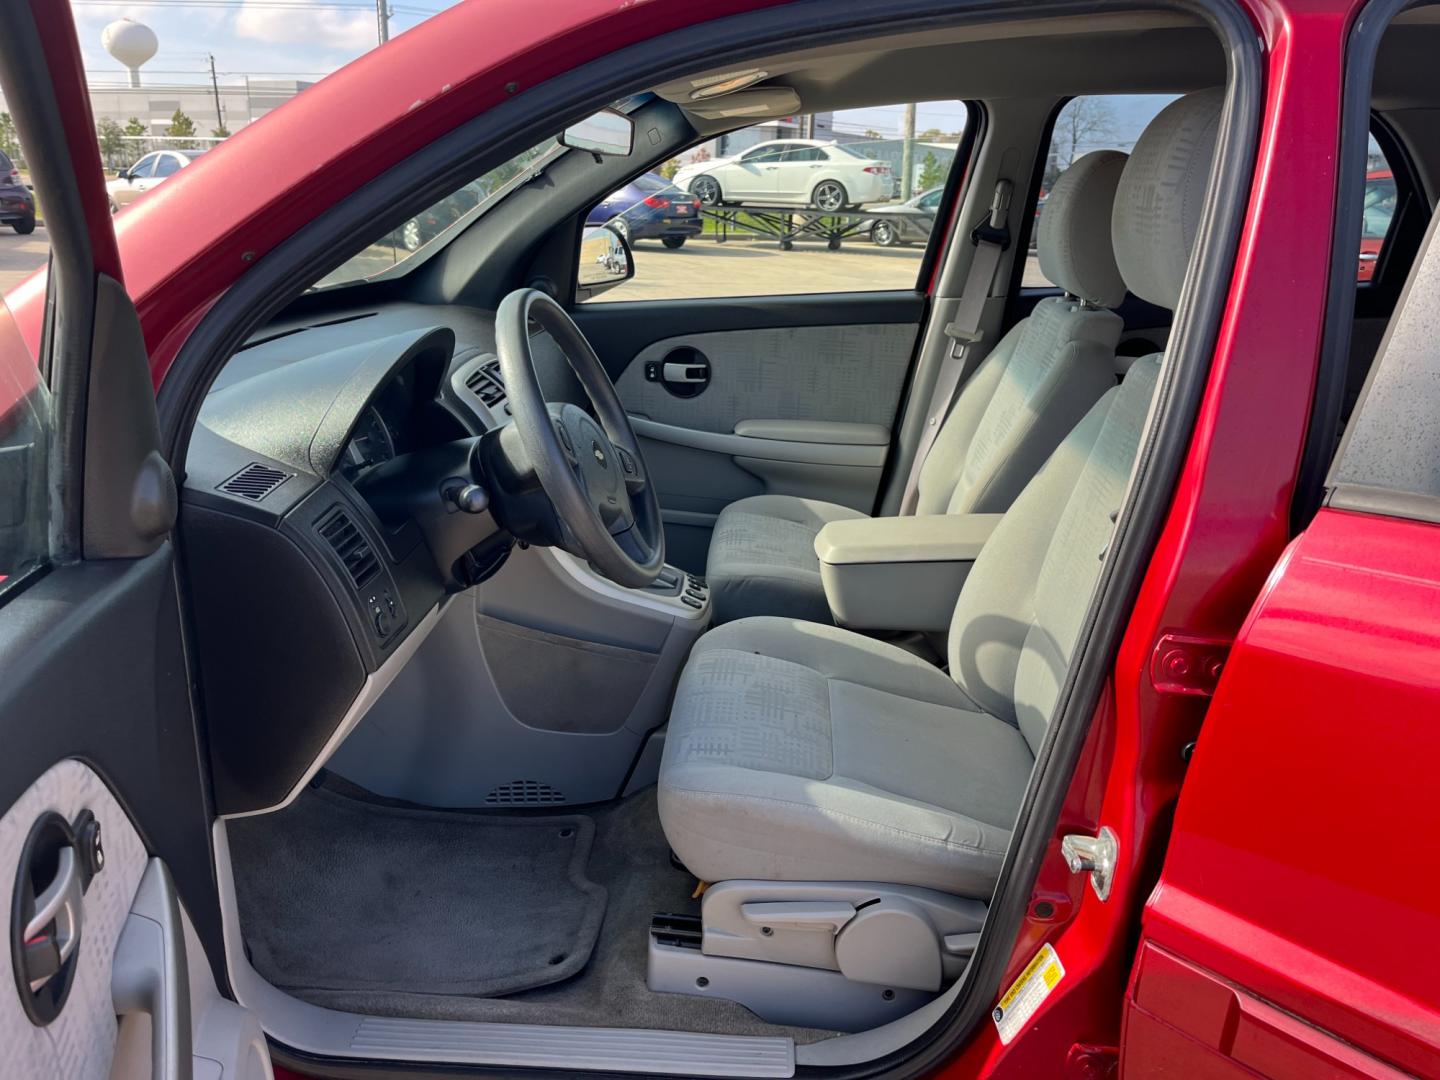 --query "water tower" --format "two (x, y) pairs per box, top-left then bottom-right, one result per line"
(102, 18), (158, 89)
